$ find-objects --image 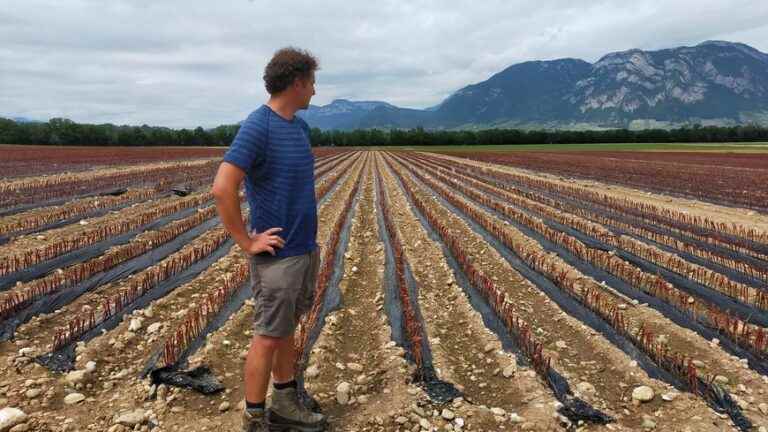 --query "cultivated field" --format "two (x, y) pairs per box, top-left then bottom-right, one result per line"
(0, 147), (767, 432)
